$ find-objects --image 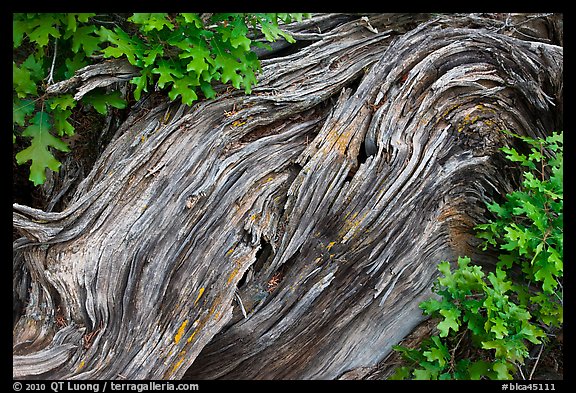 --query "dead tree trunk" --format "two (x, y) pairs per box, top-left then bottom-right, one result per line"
(13, 13), (562, 380)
